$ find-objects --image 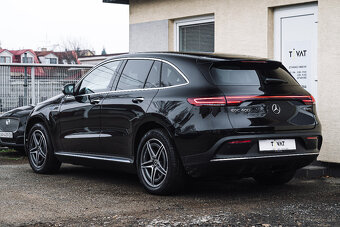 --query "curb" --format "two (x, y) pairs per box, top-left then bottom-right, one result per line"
(296, 161), (340, 179)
